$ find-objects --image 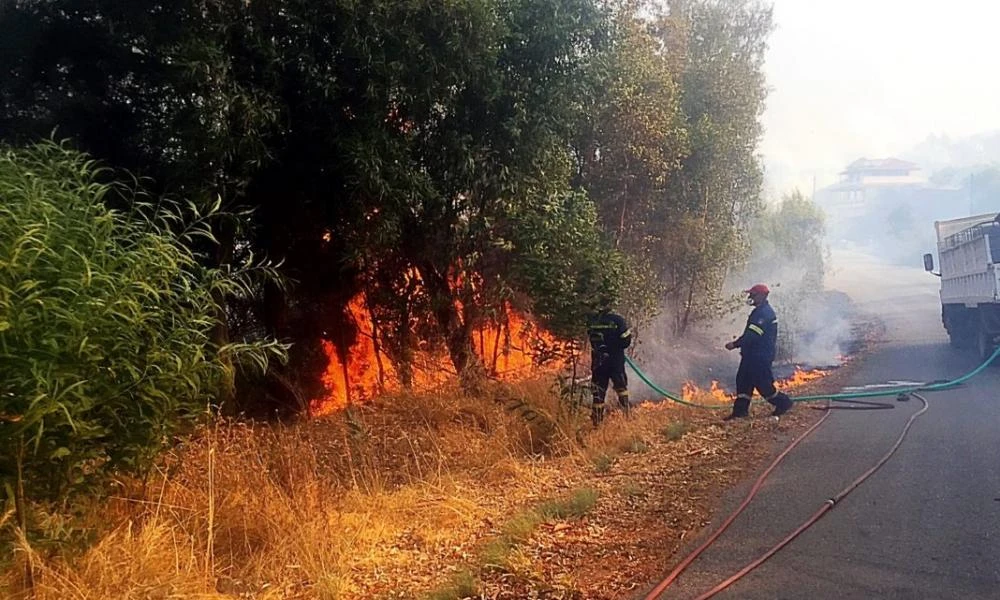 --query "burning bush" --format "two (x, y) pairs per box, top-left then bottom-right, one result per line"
(310, 293), (565, 416)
